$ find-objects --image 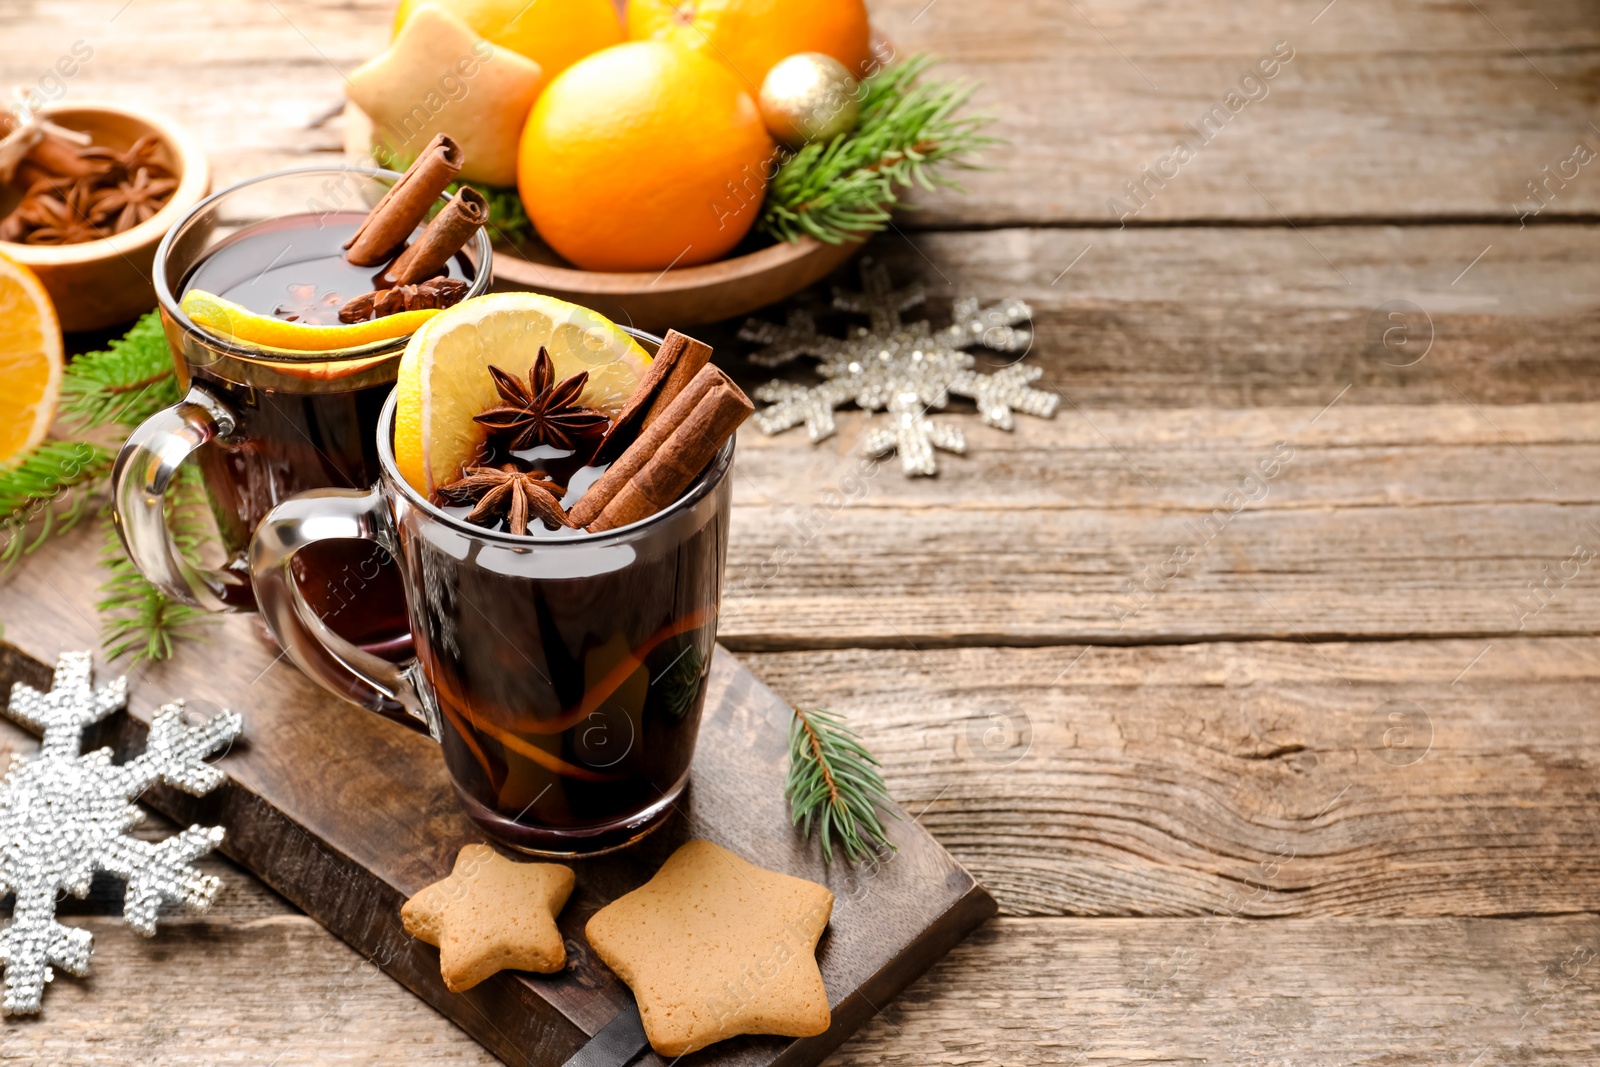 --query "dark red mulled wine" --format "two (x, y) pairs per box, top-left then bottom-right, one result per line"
(171, 211), (476, 653)
(400, 434), (735, 854)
